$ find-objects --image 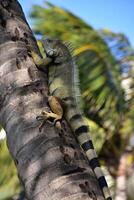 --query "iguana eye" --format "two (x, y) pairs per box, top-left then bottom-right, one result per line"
(47, 50), (54, 56)
(47, 49), (58, 57)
